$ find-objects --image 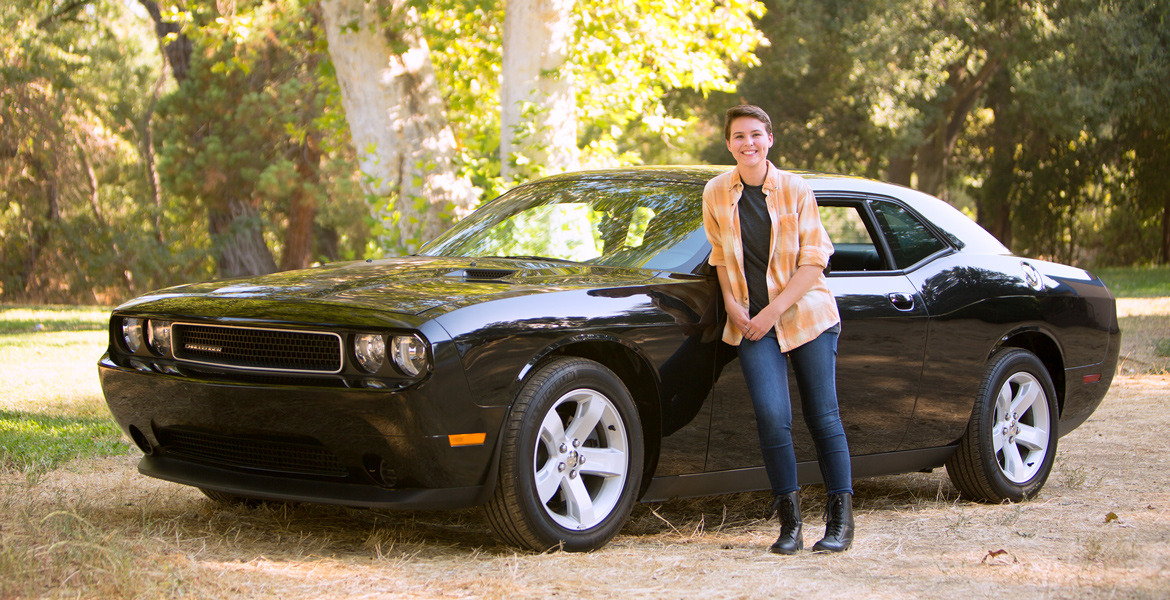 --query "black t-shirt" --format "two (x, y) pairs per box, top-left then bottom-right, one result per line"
(738, 182), (772, 317)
